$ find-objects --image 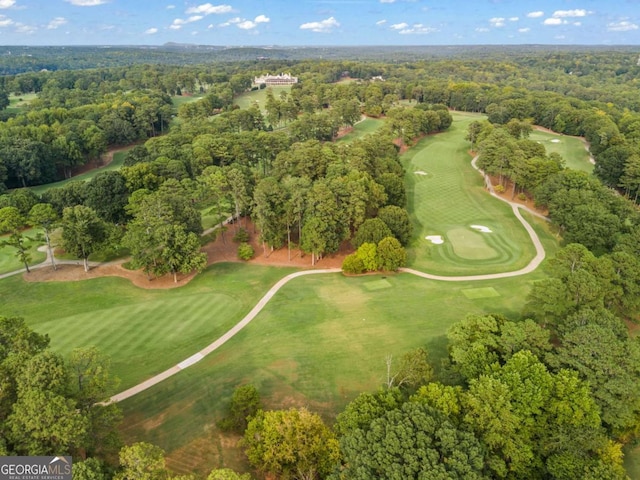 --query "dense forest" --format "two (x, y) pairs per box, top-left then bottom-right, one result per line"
(1, 46), (640, 479)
